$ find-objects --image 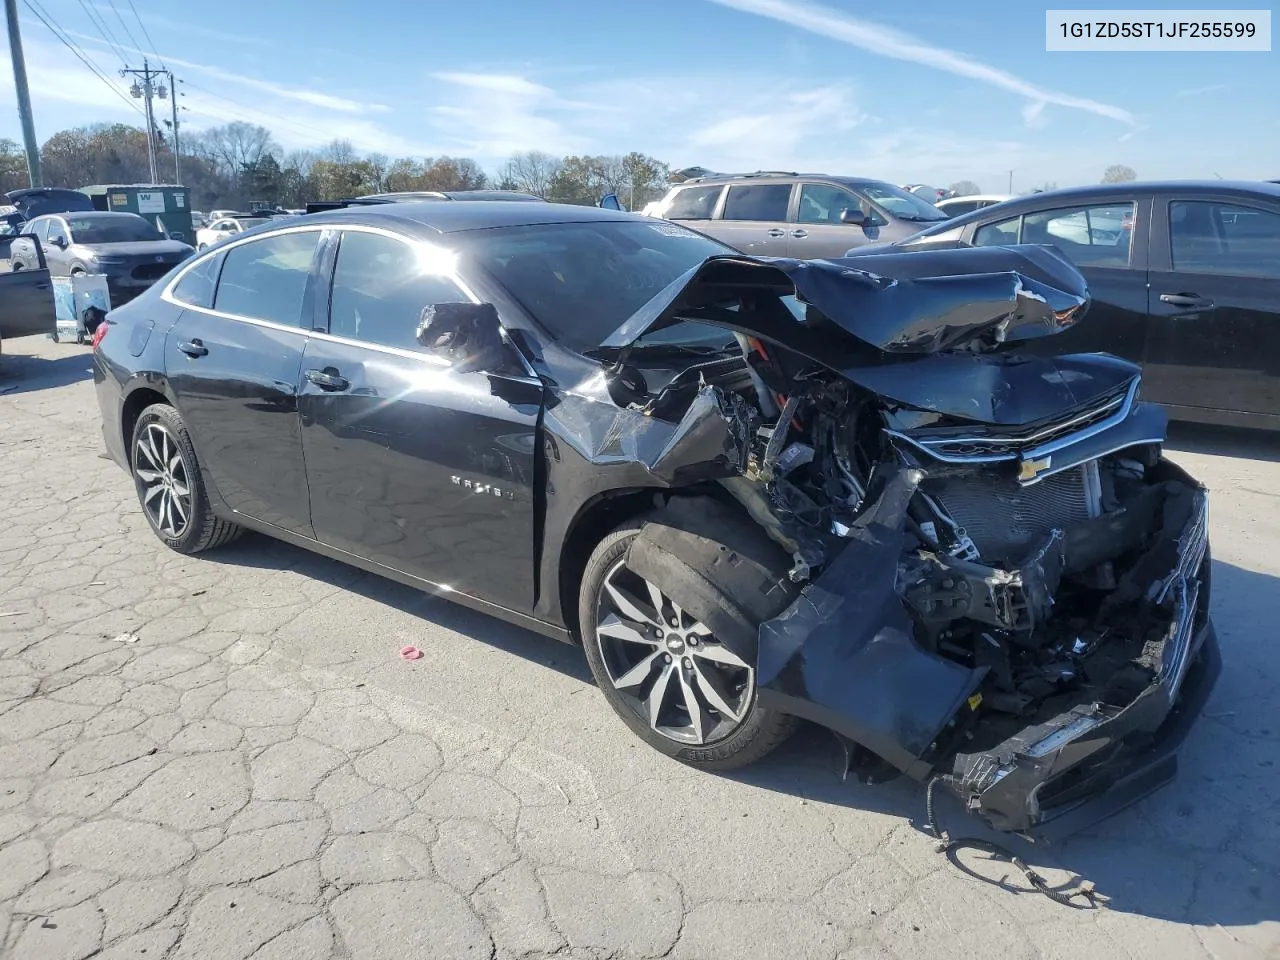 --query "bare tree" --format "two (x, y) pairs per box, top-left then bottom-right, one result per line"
(948, 180), (982, 197)
(499, 150), (561, 198)
(189, 122), (277, 182)
(1101, 164), (1136, 184)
